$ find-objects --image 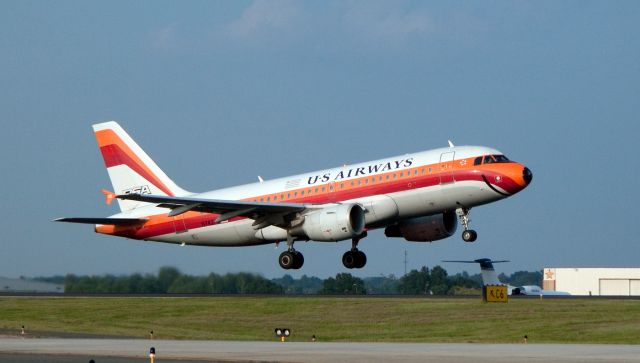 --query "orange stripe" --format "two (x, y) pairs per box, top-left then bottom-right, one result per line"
(95, 129), (174, 196)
